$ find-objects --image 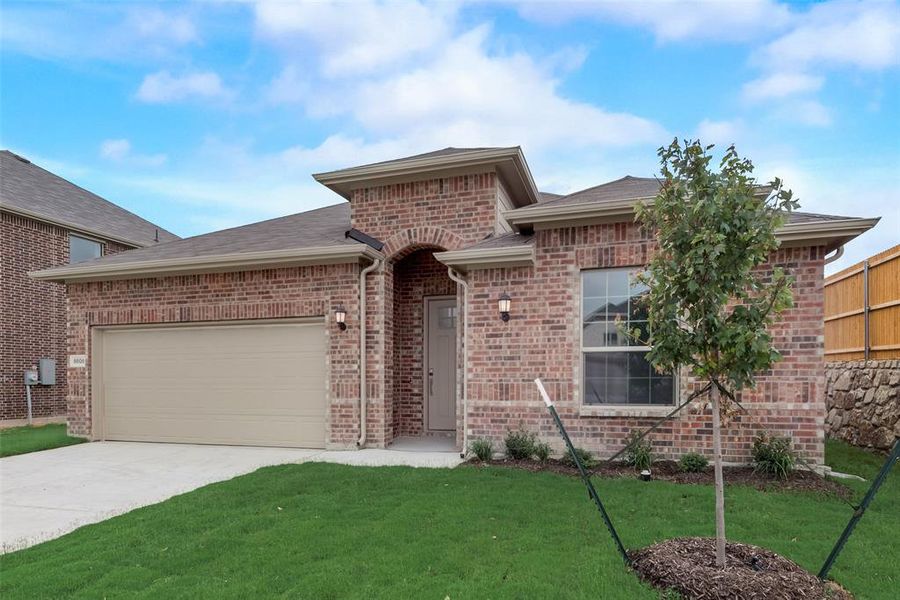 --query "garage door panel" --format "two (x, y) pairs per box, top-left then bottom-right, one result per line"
(99, 322), (327, 448)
